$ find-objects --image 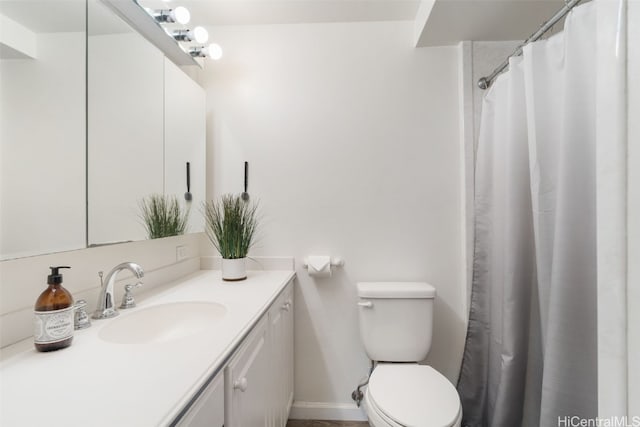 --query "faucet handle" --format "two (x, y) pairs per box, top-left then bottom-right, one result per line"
(120, 282), (143, 309)
(74, 300), (91, 330)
